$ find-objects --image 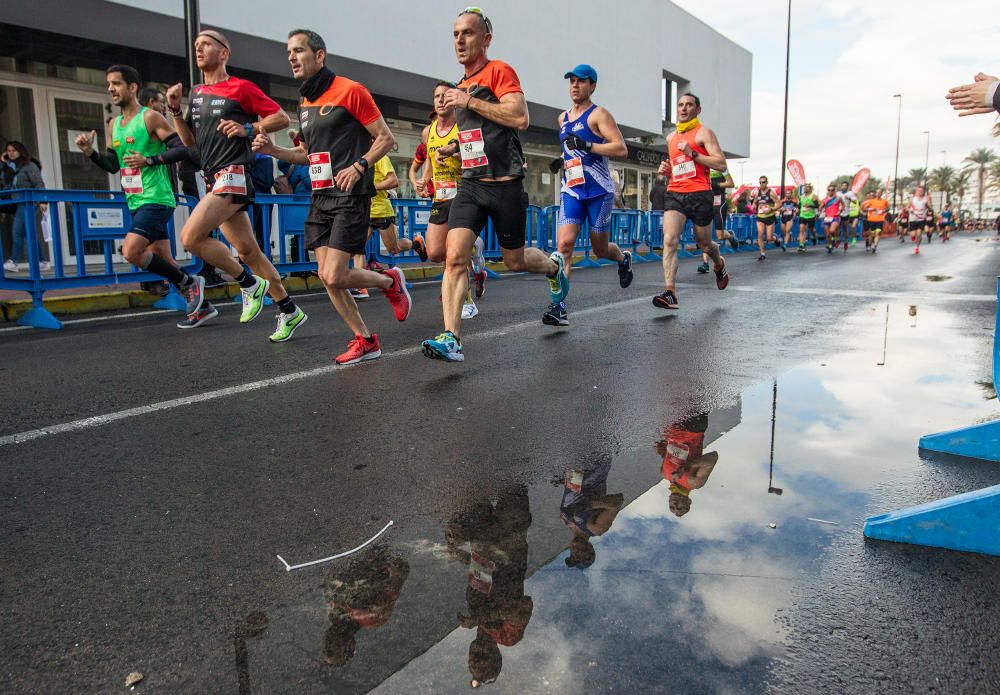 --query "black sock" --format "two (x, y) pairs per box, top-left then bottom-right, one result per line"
(236, 269), (256, 288)
(143, 253), (188, 287)
(278, 296), (296, 315)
